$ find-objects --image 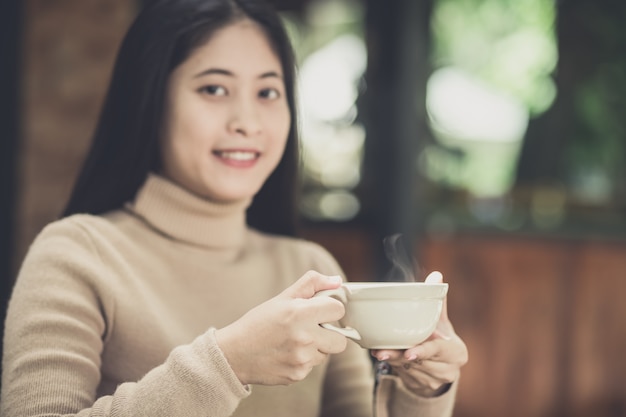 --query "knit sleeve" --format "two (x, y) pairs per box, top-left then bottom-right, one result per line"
(0, 218), (250, 417)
